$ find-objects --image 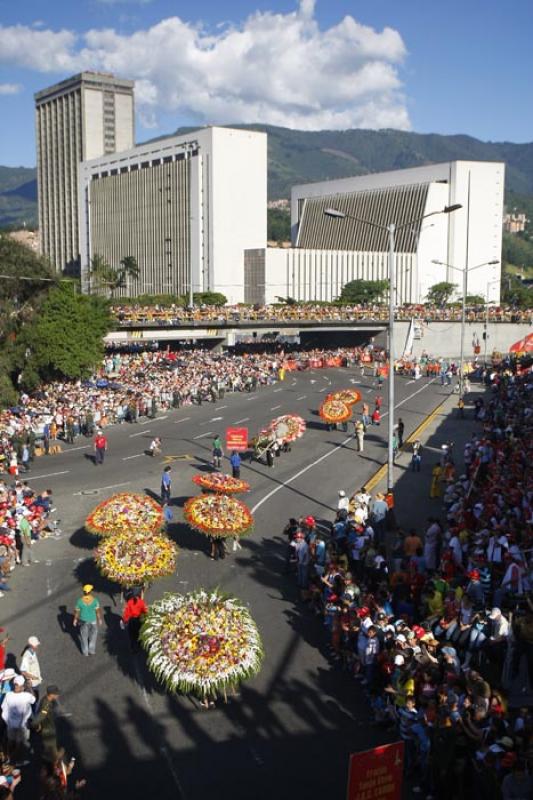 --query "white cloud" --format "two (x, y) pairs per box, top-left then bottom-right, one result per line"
(0, 1), (410, 131)
(0, 83), (22, 95)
